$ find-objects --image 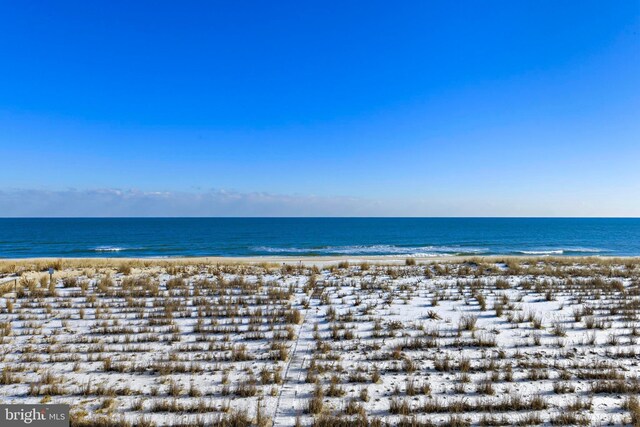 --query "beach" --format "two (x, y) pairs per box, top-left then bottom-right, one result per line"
(2, 256), (640, 425)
